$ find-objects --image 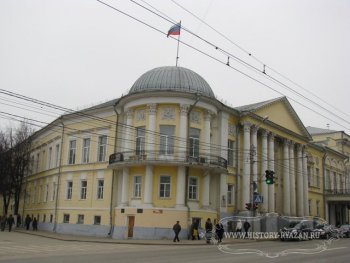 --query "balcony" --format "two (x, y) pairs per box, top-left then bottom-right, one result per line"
(325, 189), (350, 195)
(108, 150), (227, 171)
(324, 189), (350, 202)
